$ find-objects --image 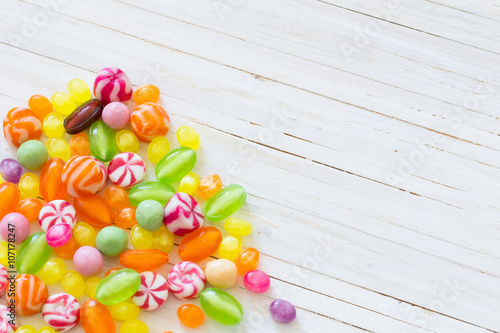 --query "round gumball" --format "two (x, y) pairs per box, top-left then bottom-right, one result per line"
(17, 140), (48, 170)
(0, 264), (7, 294)
(62, 155), (107, 197)
(133, 84), (160, 105)
(46, 223), (72, 247)
(130, 102), (170, 142)
(132, 271), (169, 311)
(0, 304), (16, 333)
(205, 259), (238, 289)
(136, 200), (164, 232)
(42, 293), (80, 332)
(7, 274), (48, 316)
(96, 226), (128, 257)
(38, 200), (77, 232)
(3, 107), (41, 147)
(243, 270), (270, 293)
(269, 299), (296, 323)
(0, 158), (23, 183)
(168, 261), (206, 300)
(102, 102), (130, 130)
(108, 152), (146, 188)
(0, 213), (30, 244)
(93, 67), (133, 104)
(73, 246), (103, 276)
(164, 192), (204, 236)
